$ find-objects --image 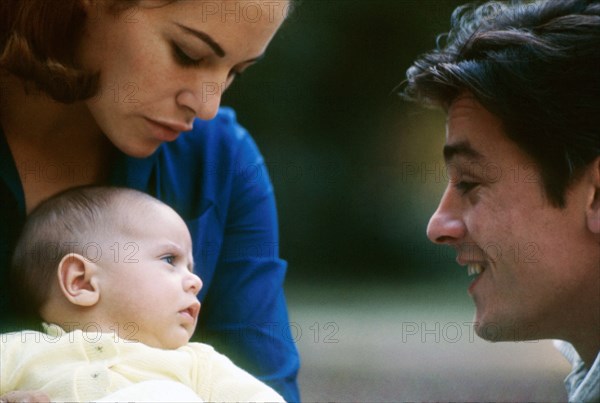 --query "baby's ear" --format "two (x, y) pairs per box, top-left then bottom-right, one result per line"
(57, 254), (100, 307)
(586, 157), (600, 235)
